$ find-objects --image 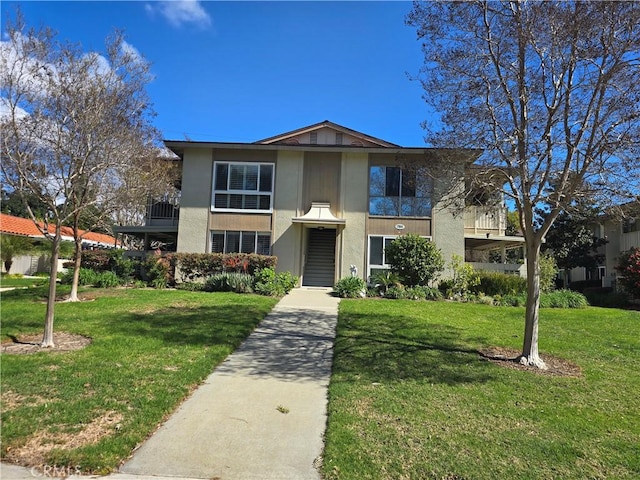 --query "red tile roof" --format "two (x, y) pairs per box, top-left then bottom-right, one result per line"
(0, 213), (119, 247)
